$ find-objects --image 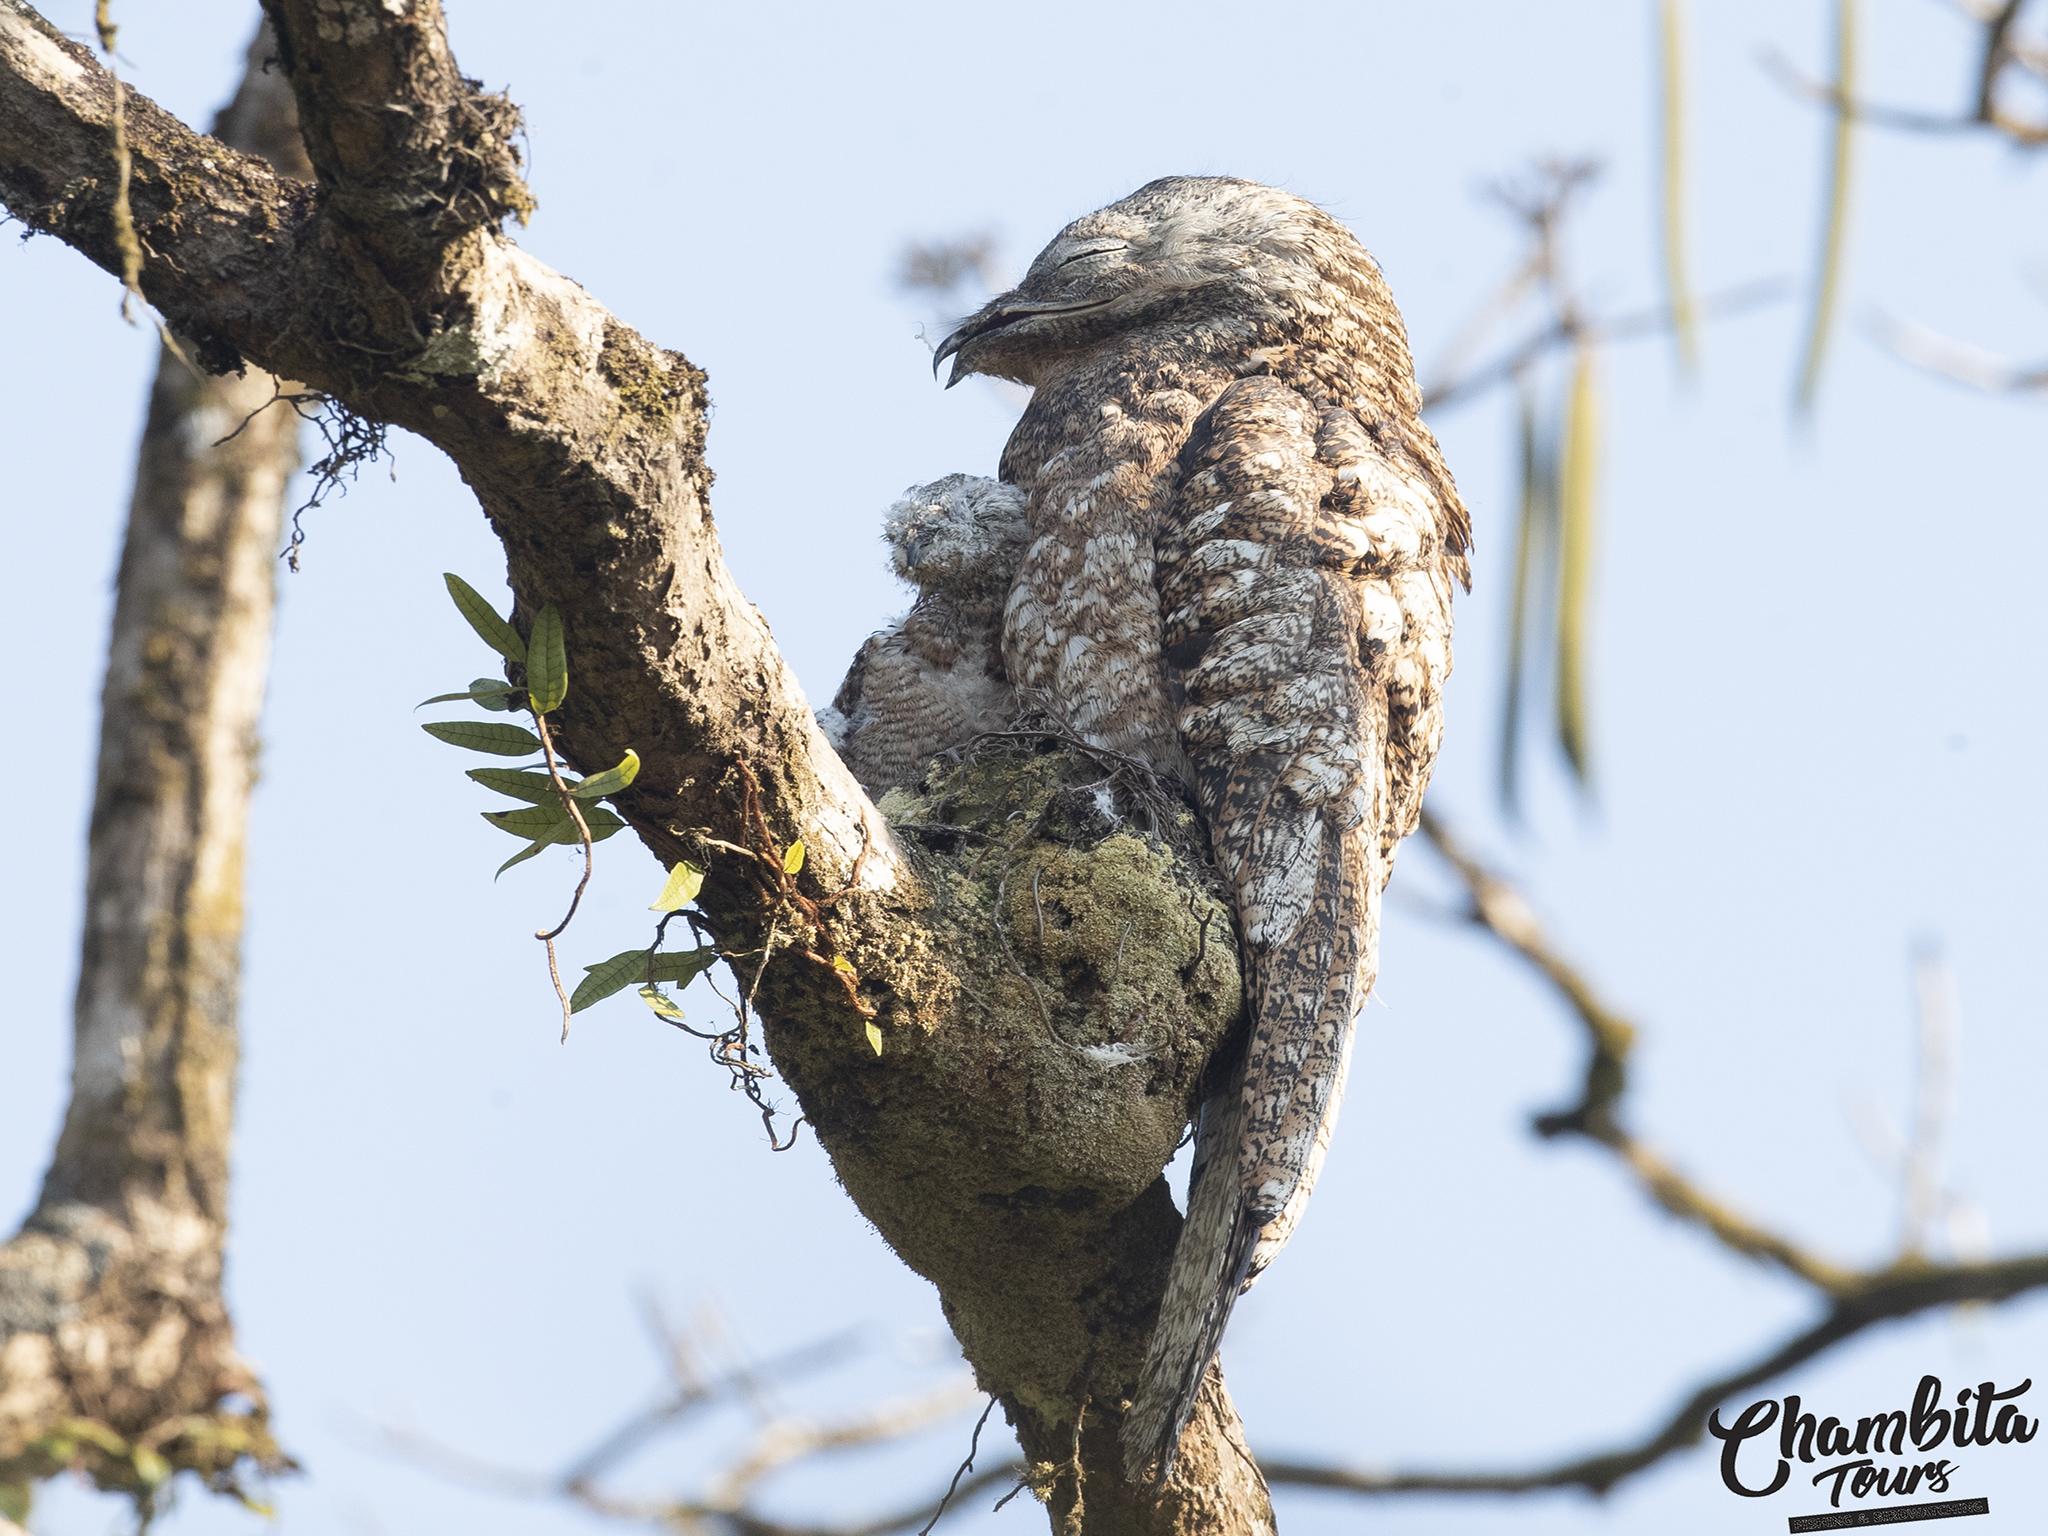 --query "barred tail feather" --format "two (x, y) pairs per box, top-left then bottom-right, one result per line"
(1121, 1072), (1259, 1483)
(1123, 820), (1377, 1482)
